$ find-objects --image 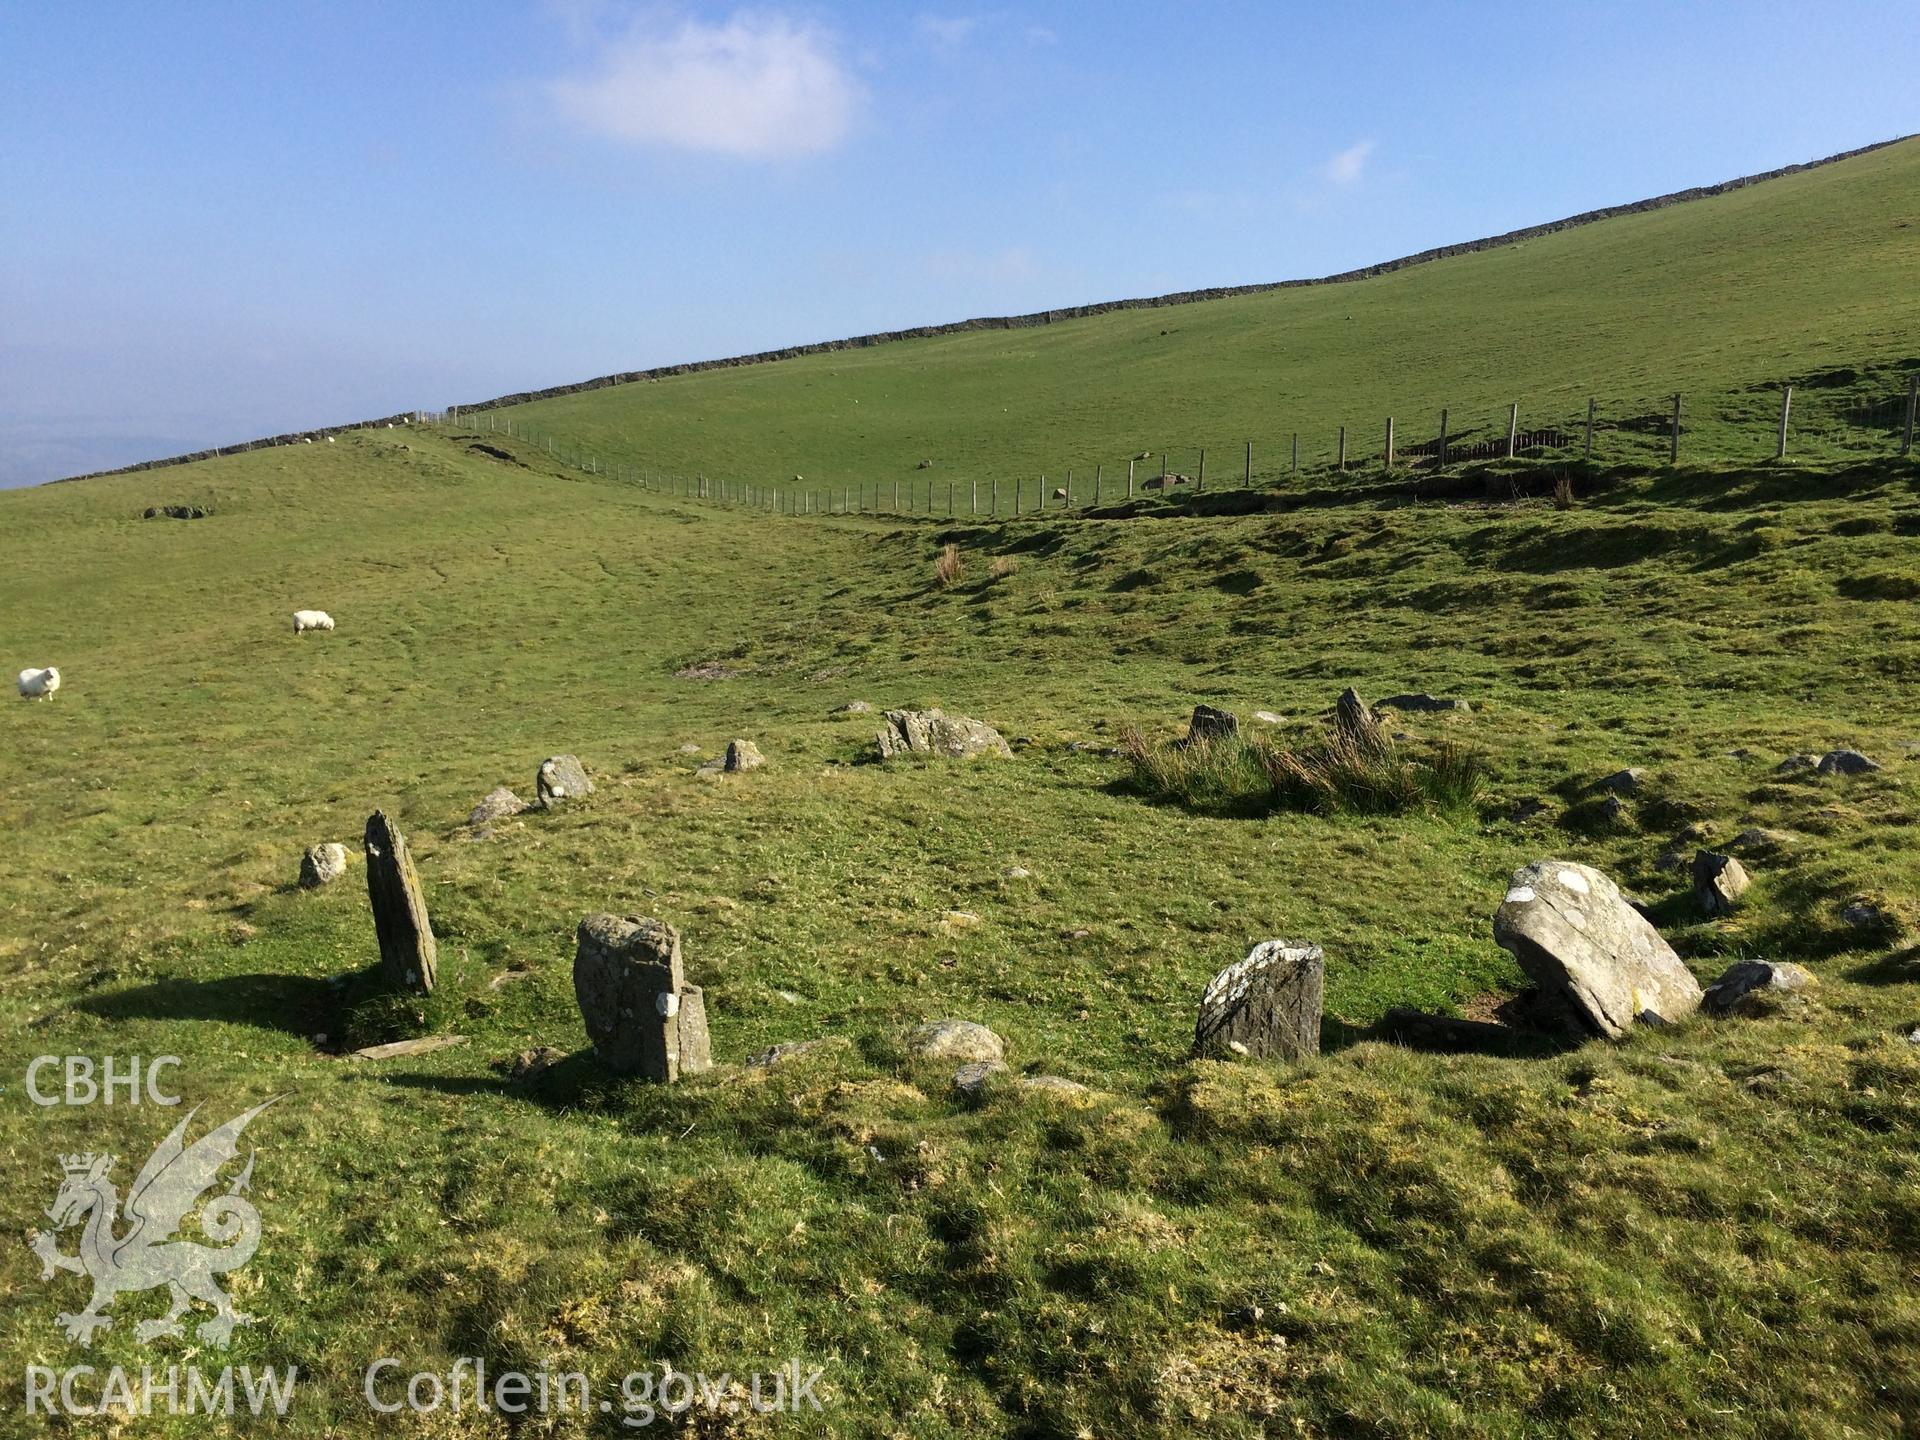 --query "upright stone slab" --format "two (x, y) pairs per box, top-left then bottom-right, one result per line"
(363, 810), (436, 994)
(1492, 860), (1701, 1037)
(299, 842), (347, 888)
(536, 754), (593, 808)
(1335, 687), (1387, 749)
(1185, 705), (1239, 746)
(1692, 851), (1751, 916)
(1193, 941), (1324, 1061)
(573, 914), (712, 1081)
